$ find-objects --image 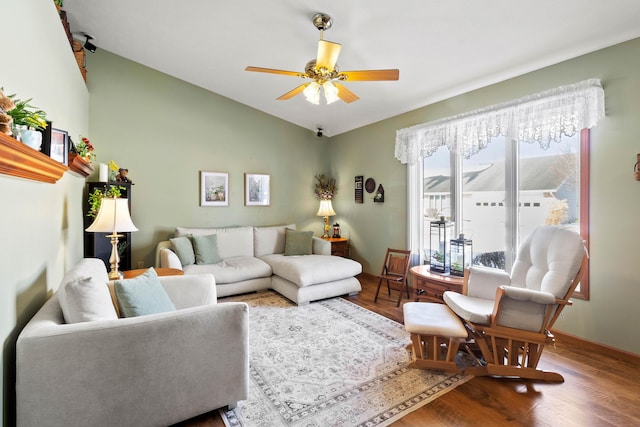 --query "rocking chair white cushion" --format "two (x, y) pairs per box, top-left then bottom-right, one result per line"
(444, 226), (585, 333)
